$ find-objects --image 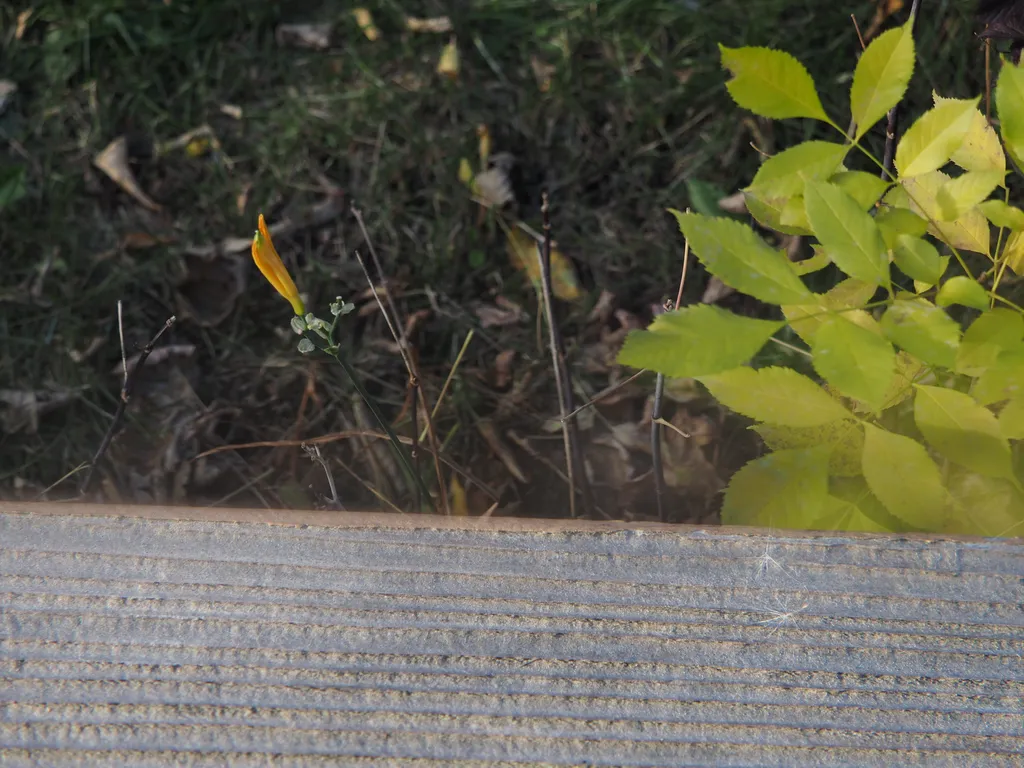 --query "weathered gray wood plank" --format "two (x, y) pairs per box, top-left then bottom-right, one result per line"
(1, 503), (1022, 766)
